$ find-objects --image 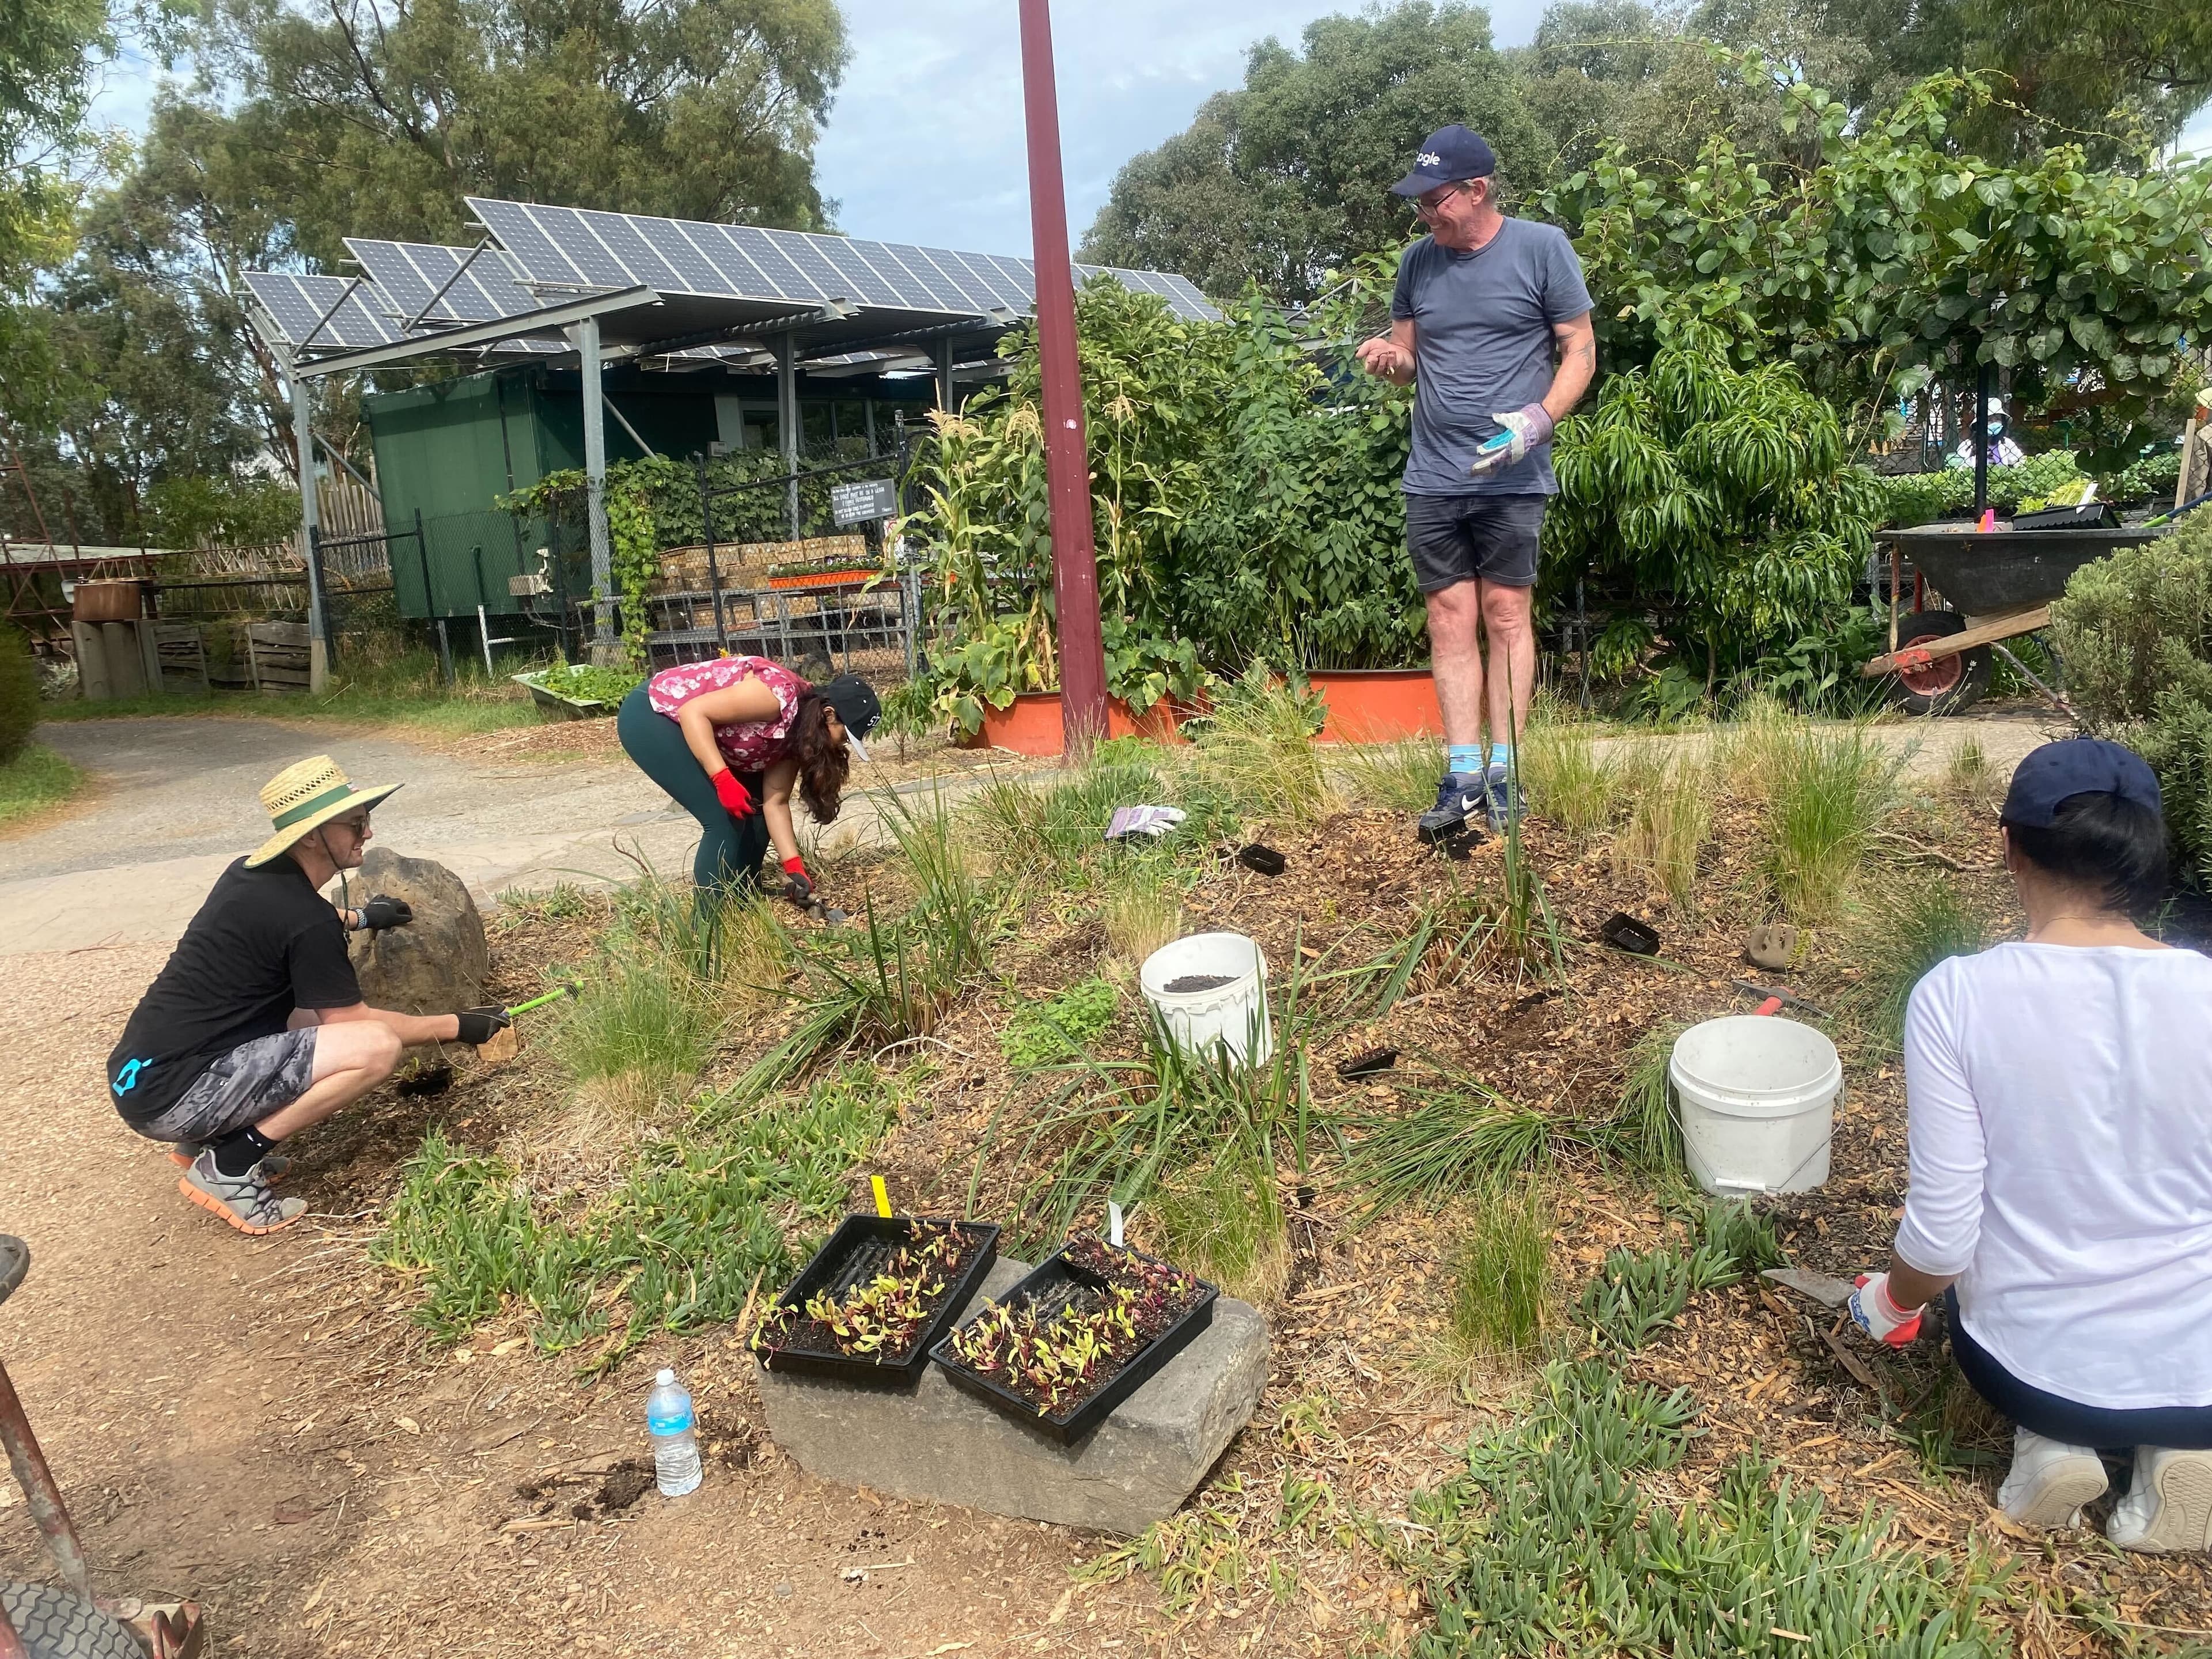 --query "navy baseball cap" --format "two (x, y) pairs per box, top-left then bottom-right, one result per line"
(1999, 737), (2162, 827)
(1390, 126), (1498, 197)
